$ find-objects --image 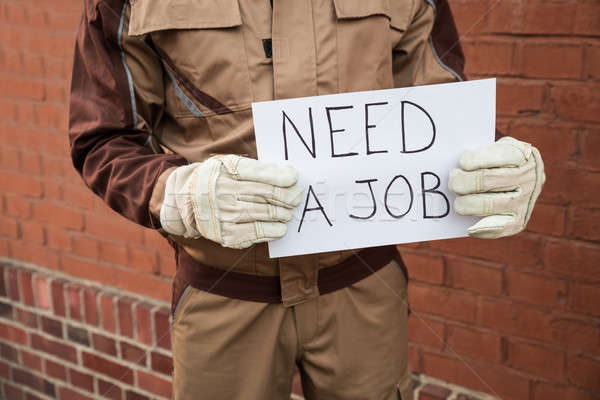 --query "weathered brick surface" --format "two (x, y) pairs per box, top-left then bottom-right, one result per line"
(0, 0), (599, 399)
